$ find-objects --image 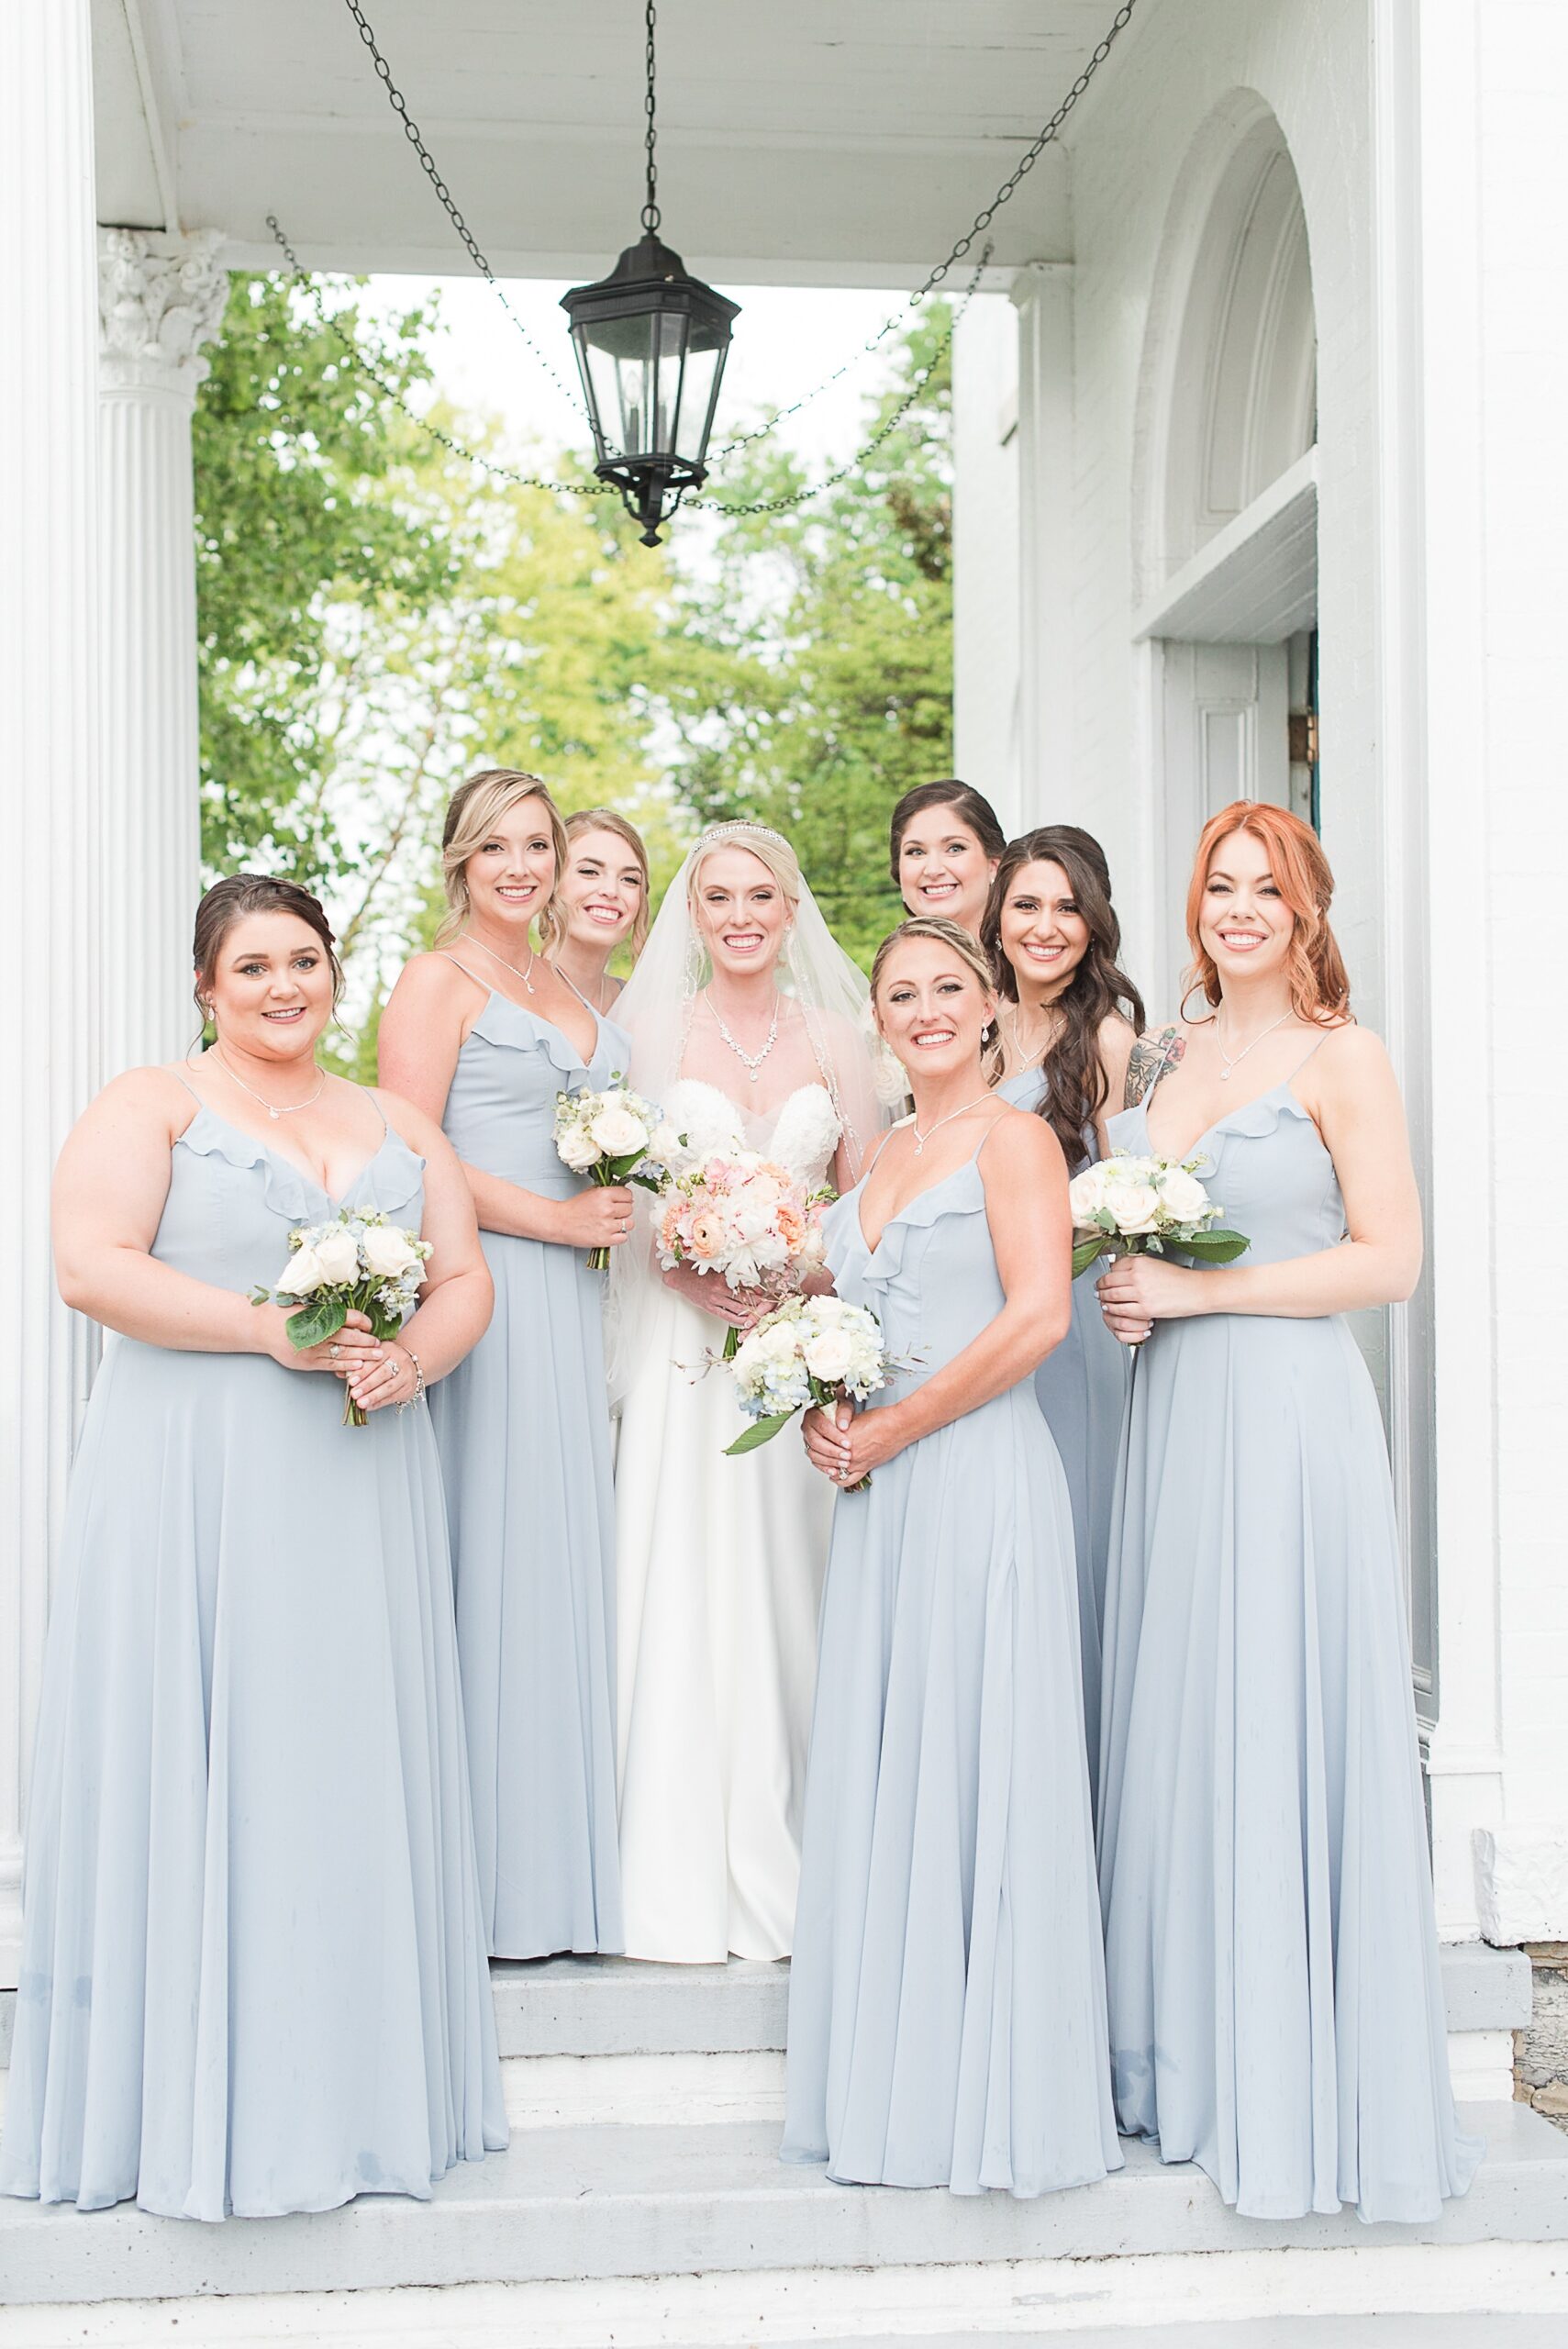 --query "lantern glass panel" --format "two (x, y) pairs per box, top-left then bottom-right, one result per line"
(575, 308), (697, 462)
